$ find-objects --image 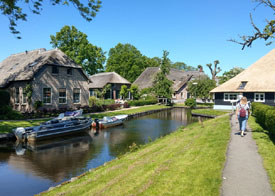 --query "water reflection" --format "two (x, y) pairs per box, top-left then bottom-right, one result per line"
(0, 108), (197, 196)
